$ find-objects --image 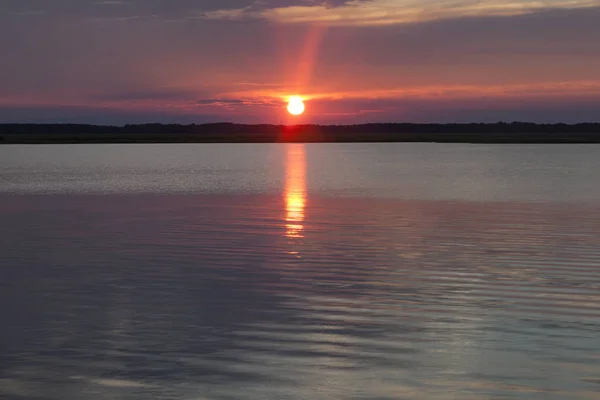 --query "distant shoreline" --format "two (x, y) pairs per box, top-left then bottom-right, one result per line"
(1, 123), (599, 144)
